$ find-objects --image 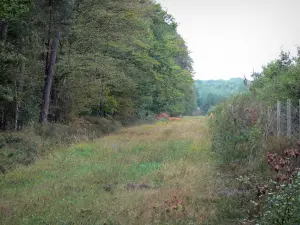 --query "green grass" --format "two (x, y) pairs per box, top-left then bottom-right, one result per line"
(0, 116), (218, 225)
